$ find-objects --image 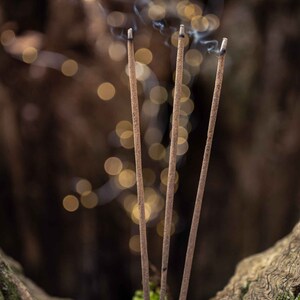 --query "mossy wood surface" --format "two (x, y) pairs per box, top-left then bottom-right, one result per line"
(212, 222), (300, 300)
(0, 250), (70, 300)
